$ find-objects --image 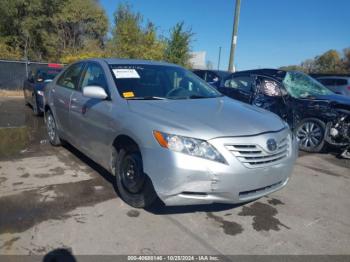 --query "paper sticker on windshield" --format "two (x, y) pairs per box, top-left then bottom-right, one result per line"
(113, 69), (140, 79)
(123, 91), (135, 98)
